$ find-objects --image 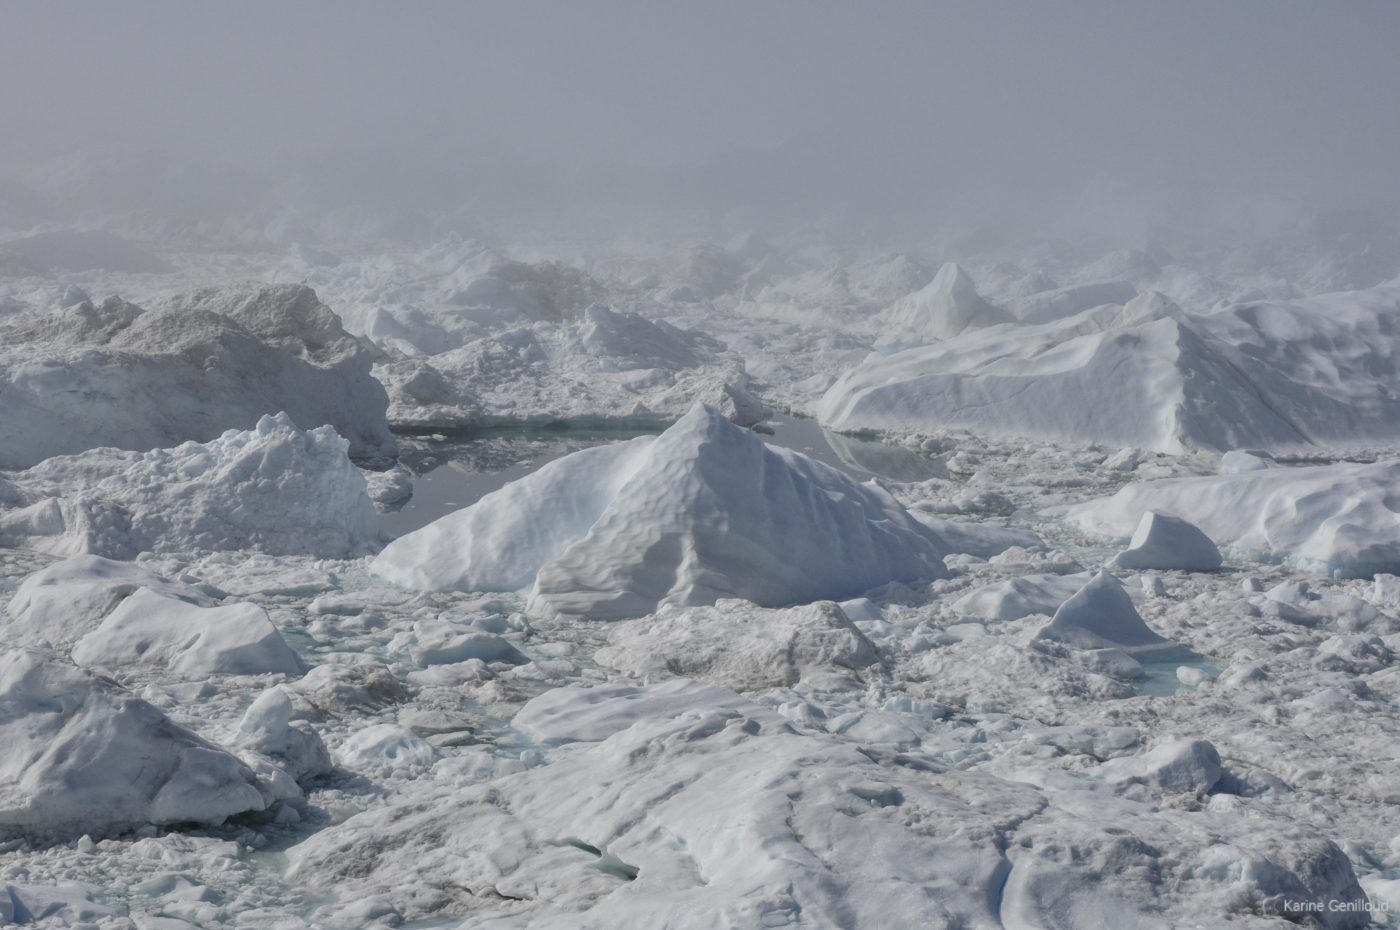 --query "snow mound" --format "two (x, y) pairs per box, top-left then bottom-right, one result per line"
(373, 404), (949, 618)
(3, 555), (215, 648)
(878, 262), (1010, 344)
(1064, 460), (1400, 577)
(1108, 510), (1223, 572)
(595, 599), (879, 690)
(1034, 571), (1179, 656)
(71, 587), (302, 677)
(820, 285), (1400, 454)
(0, 283), (394, 468)
(0, 413), (381, 558)
(0, 649), (265, 837)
